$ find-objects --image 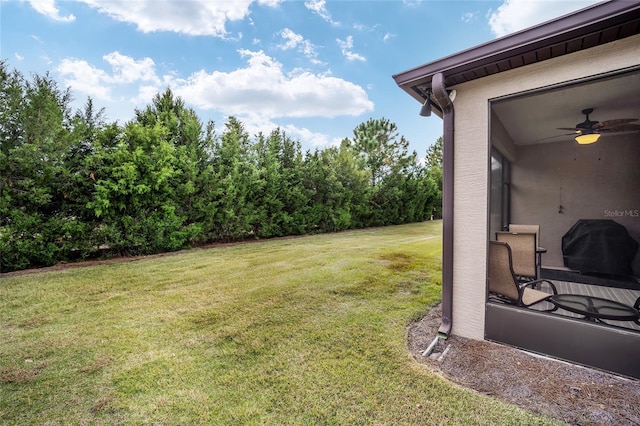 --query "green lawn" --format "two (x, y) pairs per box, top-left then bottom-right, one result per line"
(0, 222), (557, 425)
